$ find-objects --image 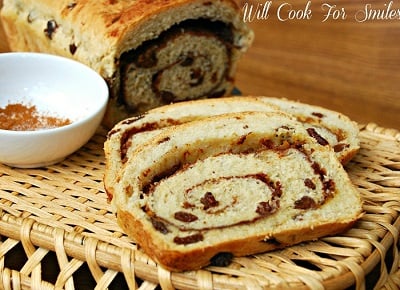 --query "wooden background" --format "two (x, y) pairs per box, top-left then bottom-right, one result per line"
(1, 0), (399, 129)
(235, 0), (399, 130)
